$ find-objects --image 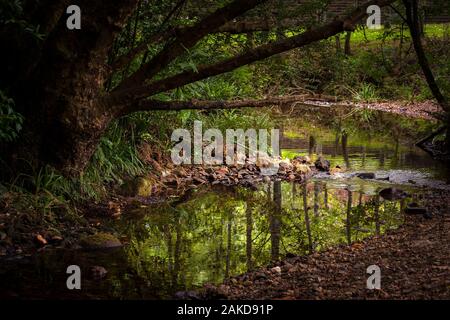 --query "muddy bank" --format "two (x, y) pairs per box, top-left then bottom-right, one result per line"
(199, 189), (450, 300)
(296, 98), (441, 120)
